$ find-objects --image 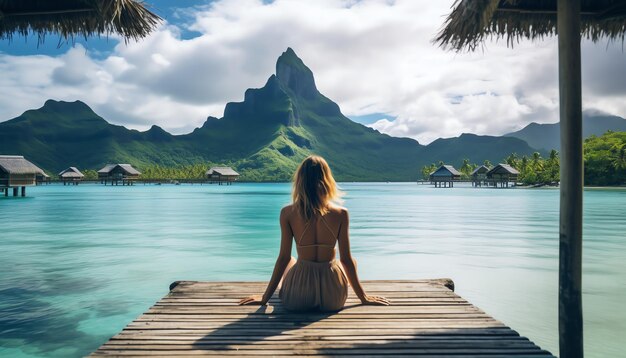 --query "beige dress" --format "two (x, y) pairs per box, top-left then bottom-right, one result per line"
(279, 215), (349, 312)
